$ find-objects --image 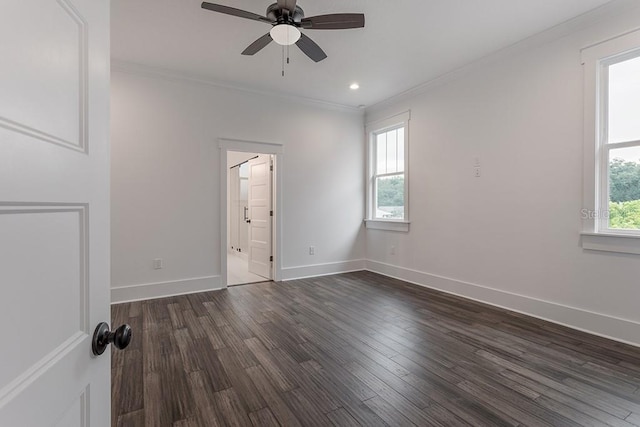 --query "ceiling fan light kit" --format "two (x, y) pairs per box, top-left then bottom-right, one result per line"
(270, 24), (301, 46)
(201, 0), (364, 66)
